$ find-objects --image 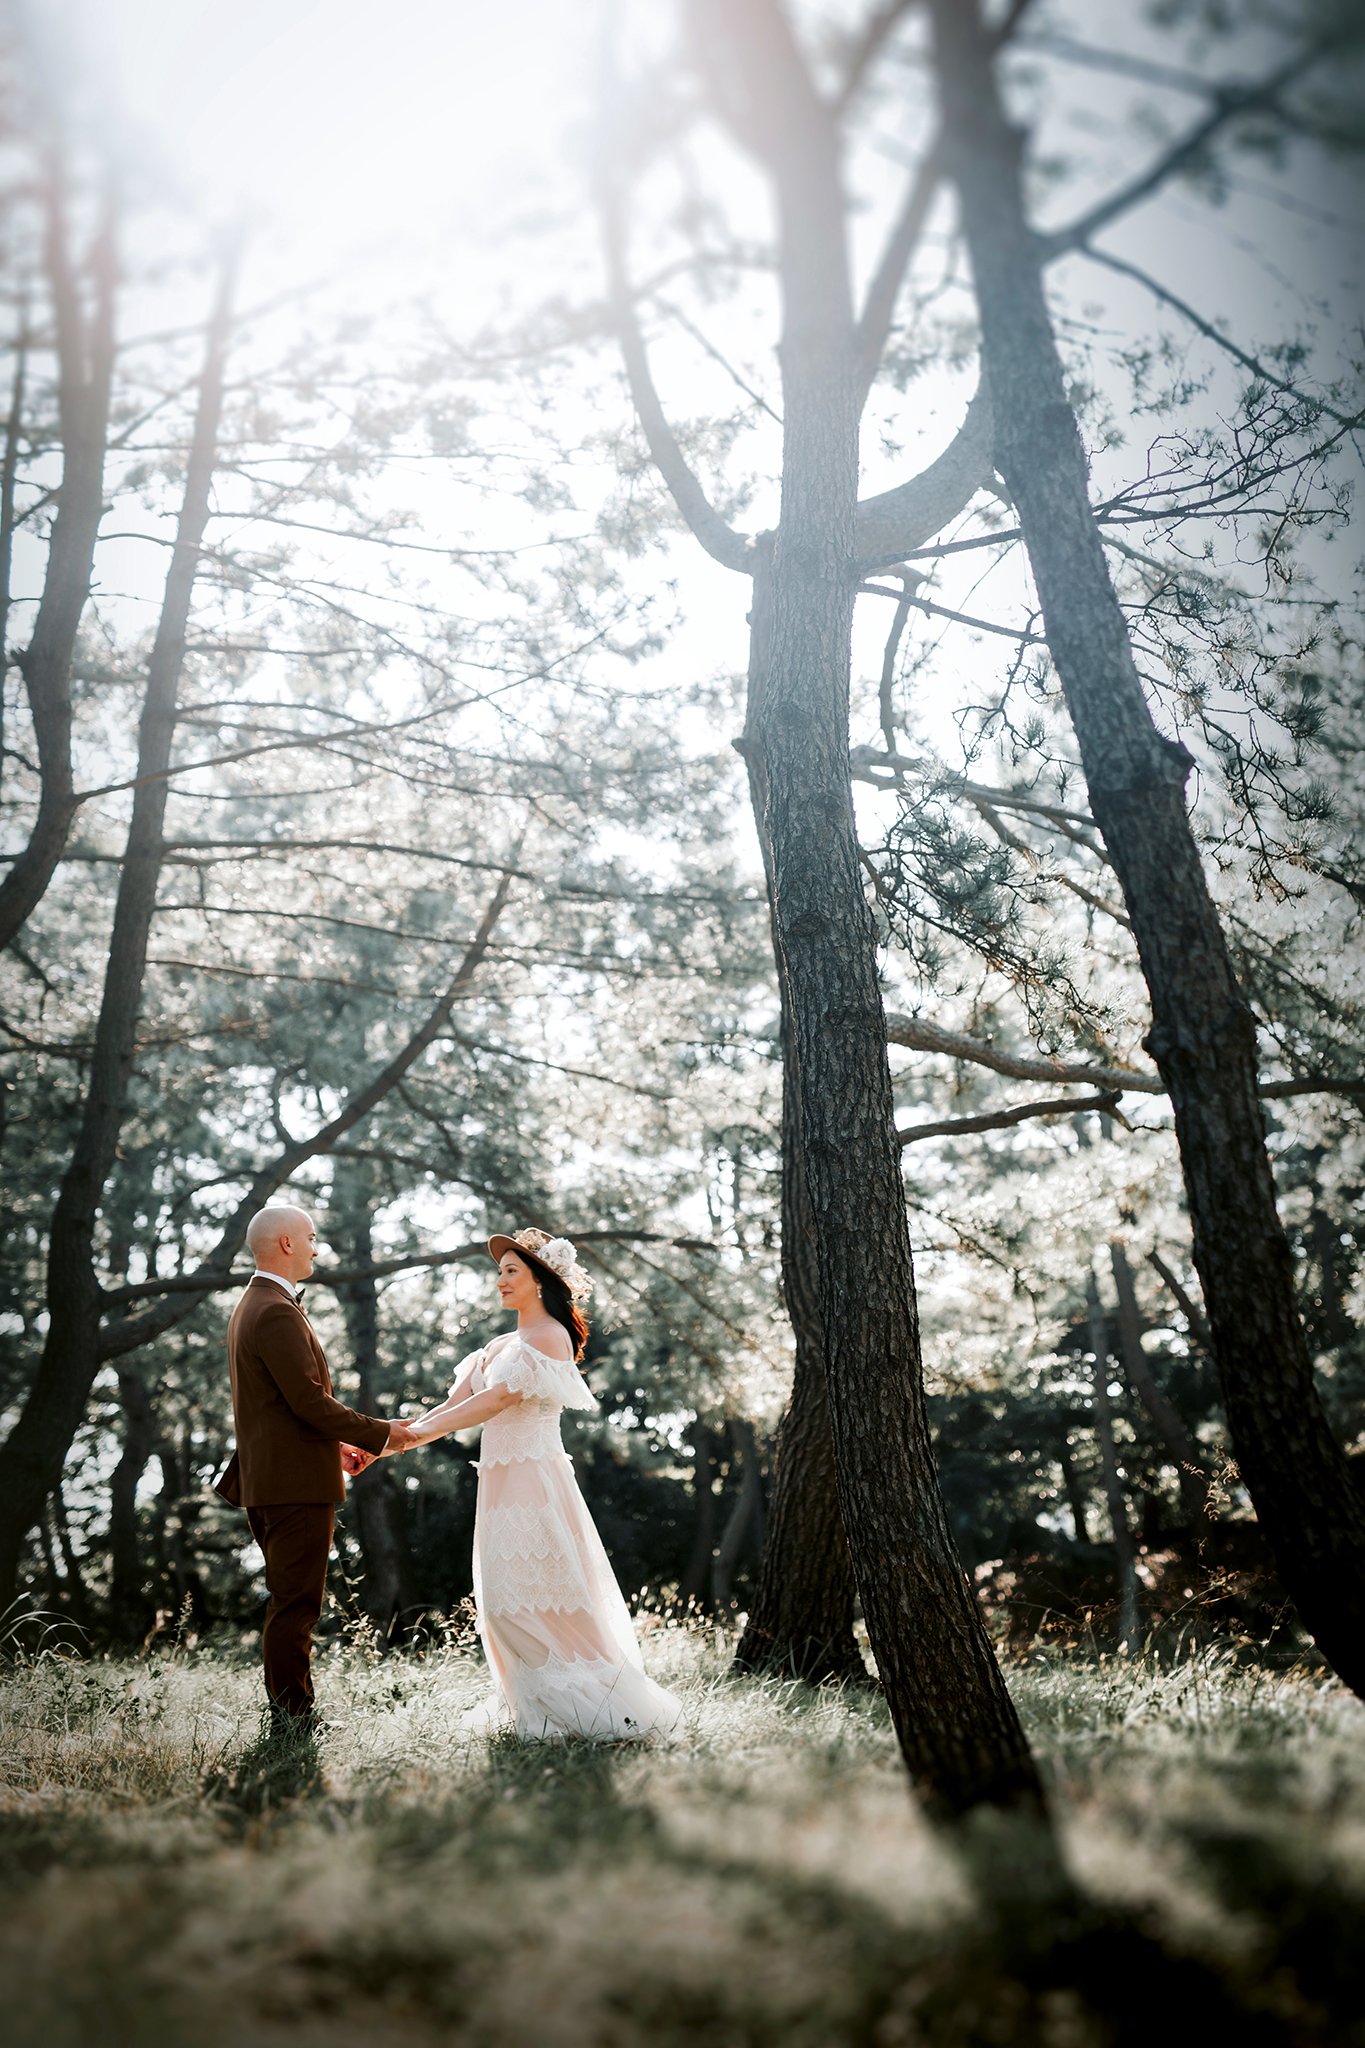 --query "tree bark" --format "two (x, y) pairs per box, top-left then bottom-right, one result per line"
(1087, 1273), (1140, 1650)
(733, 543), (868, 1683)
(1108, 1240), (1209, 1524)
(929, 0), (1365, 1700)
(691, 0), (1044, 1819)
(0, 177), (116, 952)
(0, 254), (235, 1604)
